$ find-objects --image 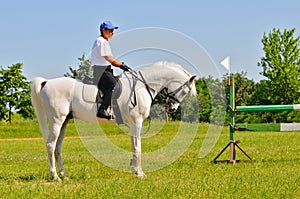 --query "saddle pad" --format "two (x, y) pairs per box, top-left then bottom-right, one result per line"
(82, 84), (99, 103)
